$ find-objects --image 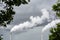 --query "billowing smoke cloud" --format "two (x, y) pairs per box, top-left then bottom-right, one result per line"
(10, 8), (56, 34)
(42, 19), (60, 33)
